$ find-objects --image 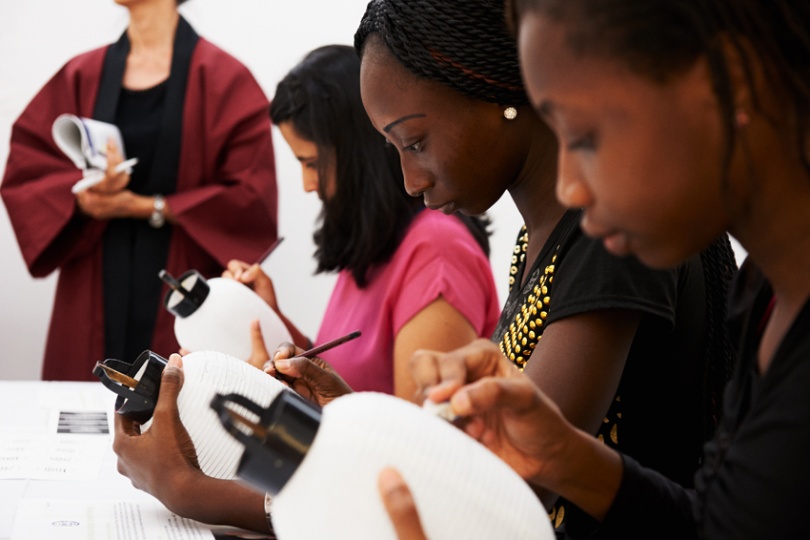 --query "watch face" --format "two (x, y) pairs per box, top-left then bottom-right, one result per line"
(150, 196), (166, 228)
(149, 210), (165, 228)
